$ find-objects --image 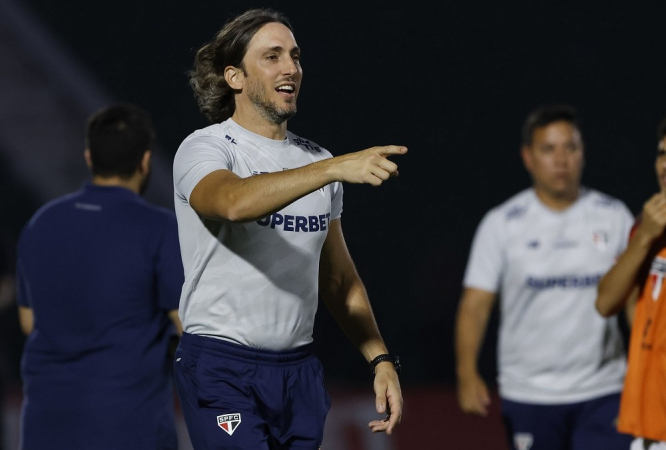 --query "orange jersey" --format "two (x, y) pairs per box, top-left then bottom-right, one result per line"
(618, 229), (666, 441)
